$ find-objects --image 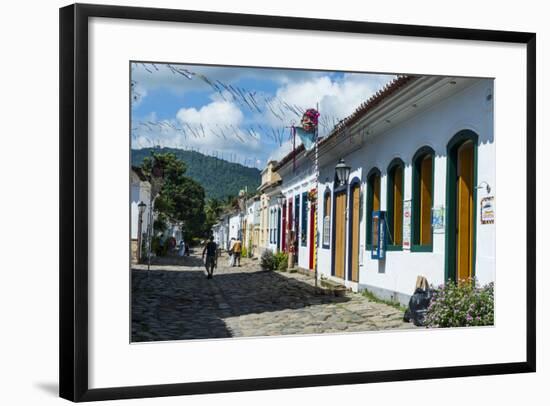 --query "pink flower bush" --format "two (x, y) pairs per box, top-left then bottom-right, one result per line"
(424, 279), (494, 328)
